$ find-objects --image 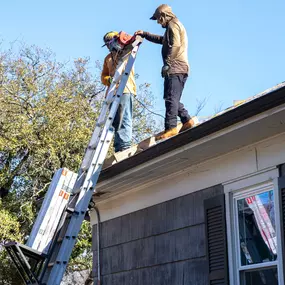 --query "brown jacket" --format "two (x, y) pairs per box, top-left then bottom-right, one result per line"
(142, 18), (189, 75)
(101, 52), (136, 95)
